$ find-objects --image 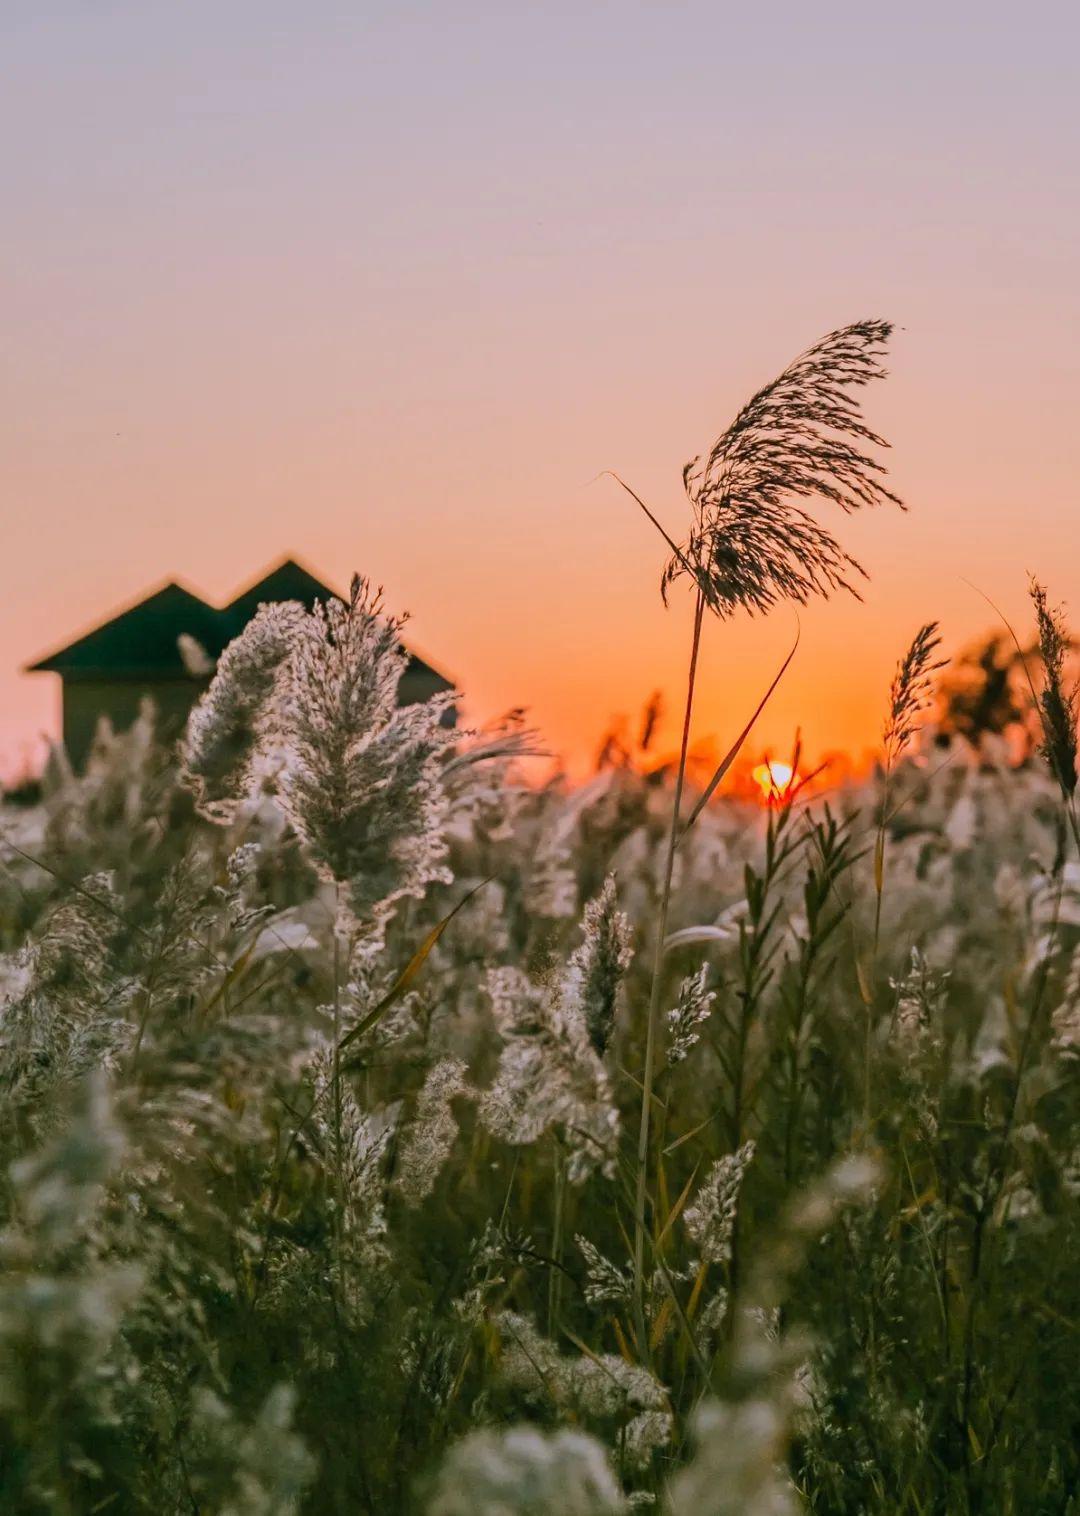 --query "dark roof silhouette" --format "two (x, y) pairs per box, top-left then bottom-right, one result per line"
(27, 581), (228, 678)
(223, 560), (337, 629)
(26, 557), (453, 690)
